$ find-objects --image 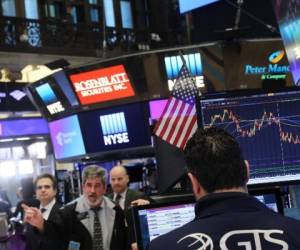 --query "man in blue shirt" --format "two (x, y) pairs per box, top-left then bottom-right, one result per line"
(150, 127), (300, 250)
